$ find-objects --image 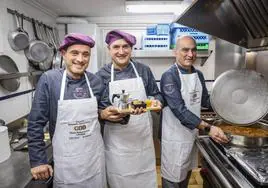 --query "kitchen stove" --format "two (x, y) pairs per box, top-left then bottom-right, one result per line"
(225, 146), (268, 185)
(197, 136), (268, 188)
